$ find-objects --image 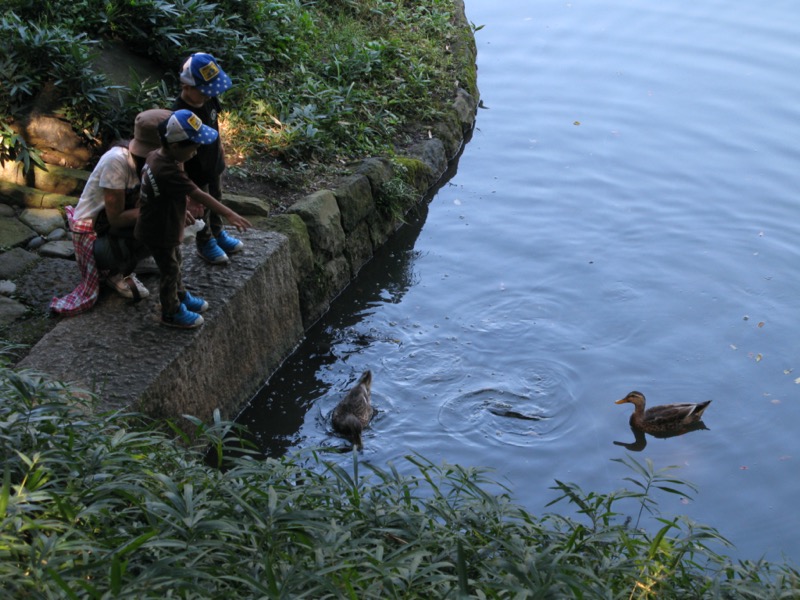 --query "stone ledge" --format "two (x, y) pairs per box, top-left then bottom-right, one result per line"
(17, 229), (304, 423)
